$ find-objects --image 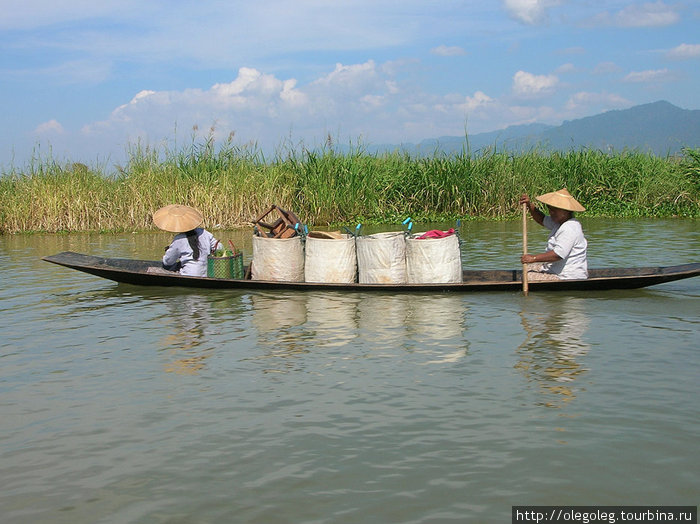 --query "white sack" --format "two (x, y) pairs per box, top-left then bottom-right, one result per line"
(356, 232), (407, 284)
(406, 233), (462, 283)
(304, 234), (357, 283)
(251, 236), (304, 282)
